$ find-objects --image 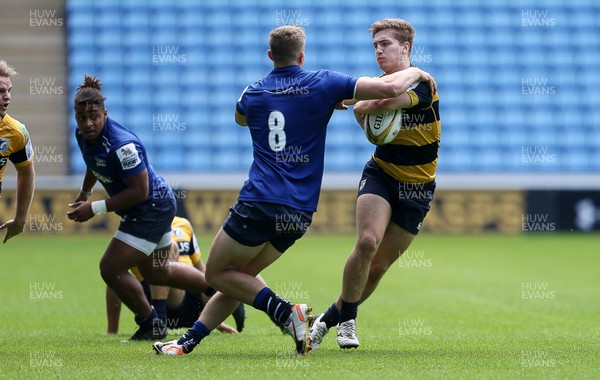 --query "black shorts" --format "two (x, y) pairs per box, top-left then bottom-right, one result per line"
(357, 159), (435, 235)
(222, 201), (313, 253)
